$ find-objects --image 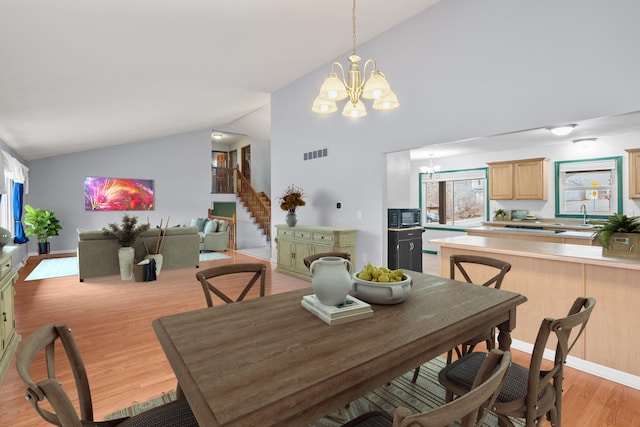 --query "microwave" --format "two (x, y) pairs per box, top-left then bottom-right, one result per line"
(388, 208), (421, 228)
